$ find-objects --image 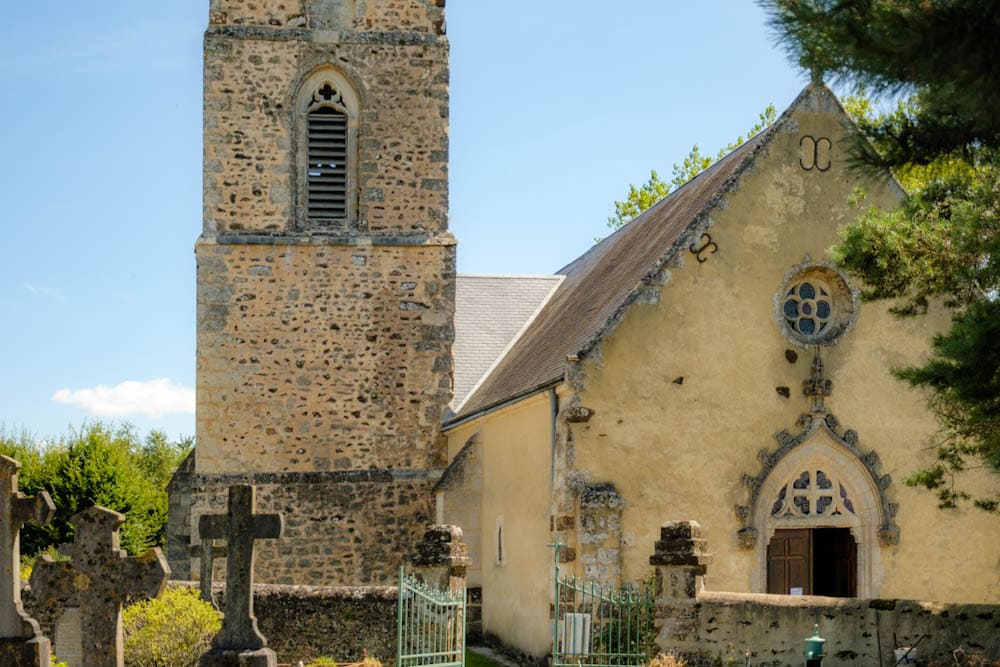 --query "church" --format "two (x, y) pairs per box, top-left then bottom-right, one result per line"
(438, 83), (998, 656)
(169, 0), (998, 661)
